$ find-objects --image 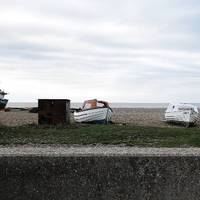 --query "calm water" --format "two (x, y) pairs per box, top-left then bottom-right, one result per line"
(7, 102), (200, 108)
